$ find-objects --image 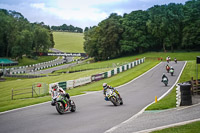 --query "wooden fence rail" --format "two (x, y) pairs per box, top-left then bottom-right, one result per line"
(191, 77), (200, 95)
(11, 87), (33, 100)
